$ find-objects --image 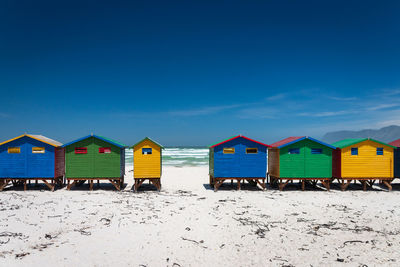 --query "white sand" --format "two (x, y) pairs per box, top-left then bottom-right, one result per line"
(1, 166), (400, 266)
